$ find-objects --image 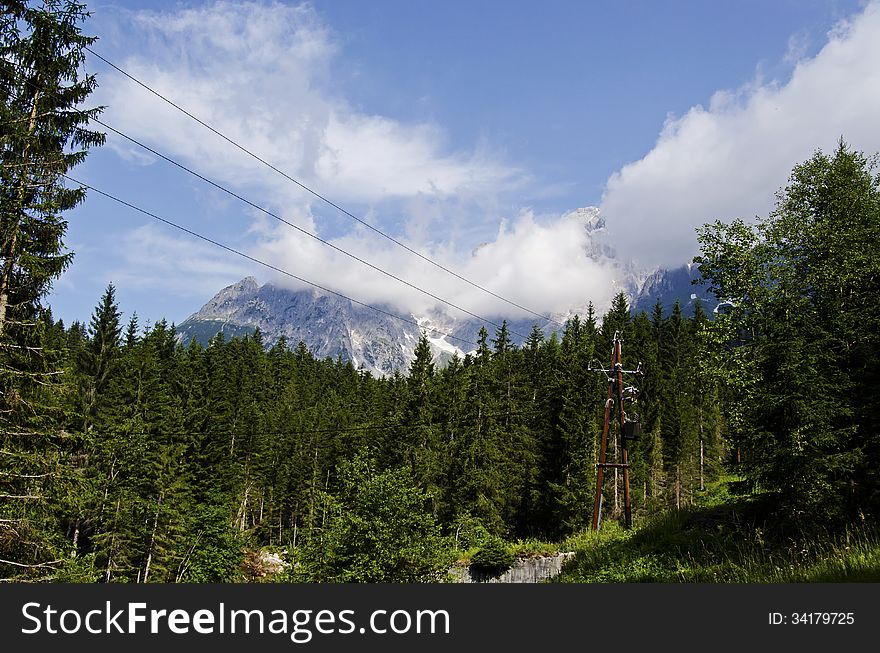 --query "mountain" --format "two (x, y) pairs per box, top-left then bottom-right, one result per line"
(176, 277), (558, 377)
(175, 208), (716, 375)
(633, 263), (718, 316)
